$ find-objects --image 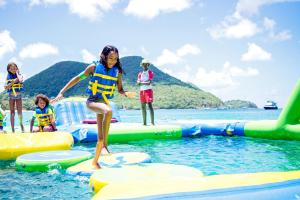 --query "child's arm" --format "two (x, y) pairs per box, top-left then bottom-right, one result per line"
(137, 73), (141, 85)
(117, 73), (136, 98)
(4, 79), (17, 90)
(51, 64), (94, 103)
